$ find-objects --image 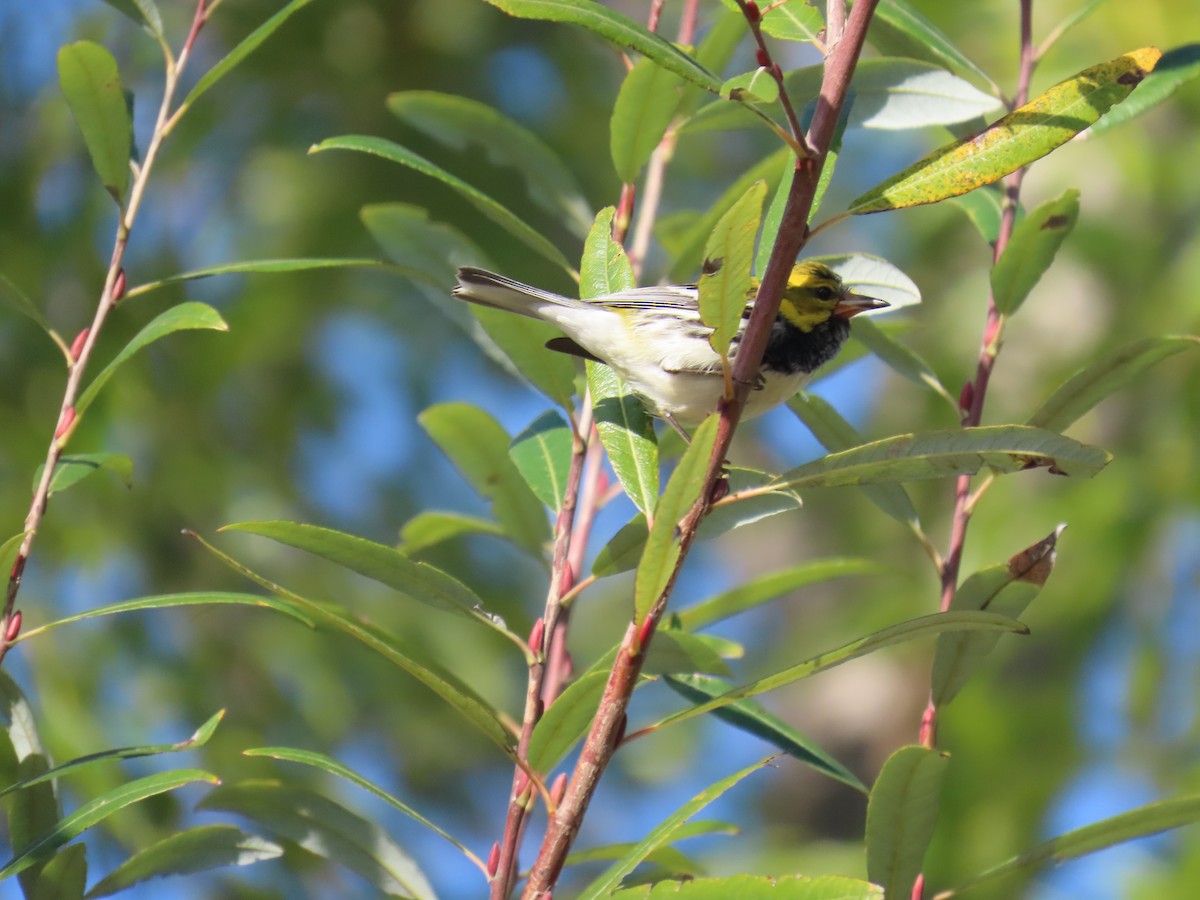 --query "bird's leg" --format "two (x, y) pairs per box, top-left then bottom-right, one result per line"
(662, 412), (691, 444)
(733, 371), (767, 391)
